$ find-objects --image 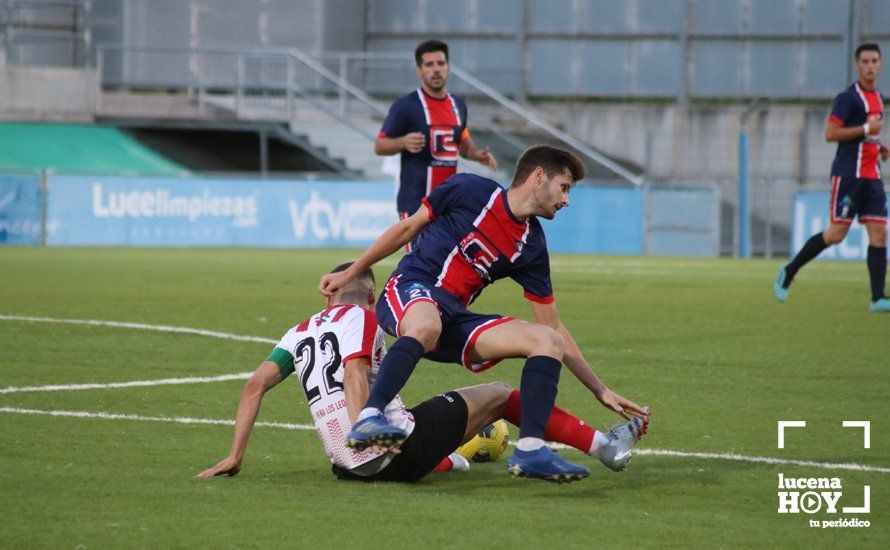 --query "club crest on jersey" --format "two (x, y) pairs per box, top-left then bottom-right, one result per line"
(430, 125), (458, 162)
(459, 232), (499, 282)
